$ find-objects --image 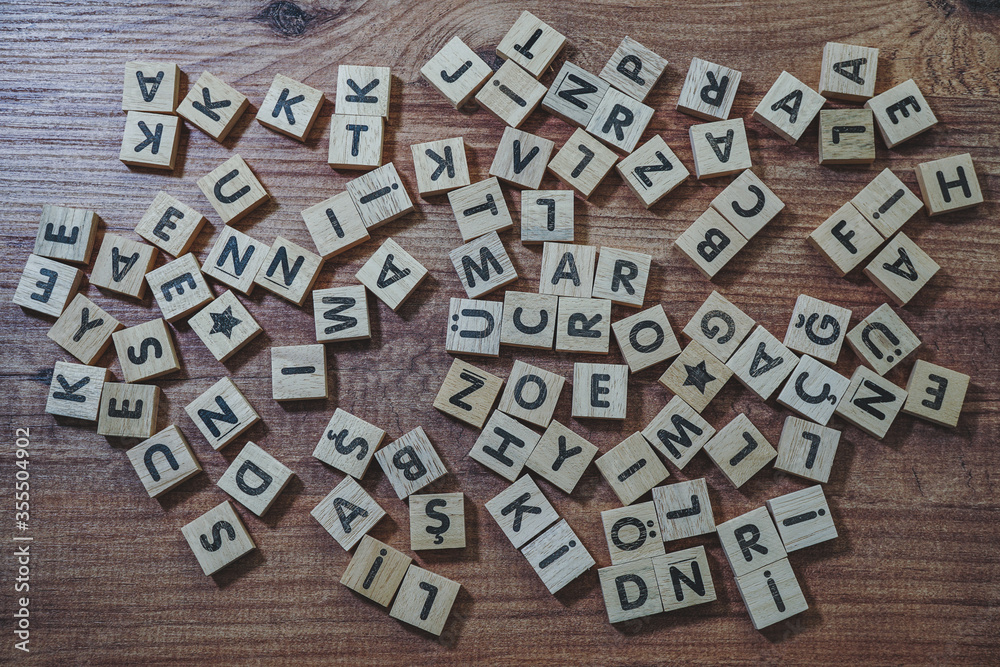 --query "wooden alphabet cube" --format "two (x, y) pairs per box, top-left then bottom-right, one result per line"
(47, 294), (121, 364)
(497, 360), (565, 428)
(126, 425), (202, 498)
(864, 232), (939, 306)
(450, 231), (518, 299)
(547, 128), (619, 199)
(184, 377), (259, 451)
(766, 485), (837, 552)
(202, 227), (269, 295)
(217, 442), (294, 517)
(600, 36), (668, 102)
(902, 360), (970, 428)
(652, 478), (716, 542)
(752, 71), (826, 144)
(585, 87), (655, 153)
(774, 416), (841, 484)
(313, 285), (370, 344)
(835, 365), (907, 439)
(807, 202), (883, 276)
(123, 61), (180, 113)
(599, 558), (663, 623)
(253, 236), (324, 306)
(336, 65), (391, 118)
(312, 476), (386, 551)
(556, 297), (611, 355)
(541, 61), (611, 127)
(341, 535), (411, 607)
(716, 506), (786, 578)
(818, 109), (875, 165)
(375, 427), (448, 500)
(313, 408), (385, 479)
(45, 361), (108, 421)
(642, 397), (715, 470)
(146, 253), (213, 322)
(474, 60), (546, 128)
(782, 294), (852, 364)
(176, 71), (250, 141)
(521, 190), (574, 244)
(469, 410), (541, 481)
(135, 192), (207, 257)
(181, 500), (256, 576)
(592, 247), (652, 307)
(710, 169), (785, 240)
(97, 382), (159, 438)
(410, 492), (466, 550)
(616, 134), (689, 209)
(682, 290), (755, 363)
(573, 362), (628, 420)
(659, 340), (733, 412)
(346, 163), (415, 229)
(301, 192), (370, 259)
(602, 501), (665, 565)
(411, 137), (469, 195)
(653, 545), (717, 613)
(328, 114), (385, 170)
(776, 354), (851, 426)
(449, 177), (514, 242)
(90, 234), (157, 298)
(486, 475), (559, 549)
(496, 10), (566, 79)
(674, 208), (748, 279)
(356, 238), (428, 312)
(613, 305), (682, 373)
(189, 290), (262, 362)
(596, 433), (669, 504)
(389, 565), (461, 636)
(196, 154), (269, 224)
(500, 291), (557, 349)
(524, 420), (598, 494)
(819, 41), (878, 101)
(33, 204), (98, 265)
(866, 79), (937, 147)
(851, 168), (923, 238)
(521, 518), (595, 594)
(119, 111), (180, 170)
(271, 344), (327, 401)
(689, 118), (751, 179)
(726, 326), (799, 401)
(489, 127), (555, 190)
(540, 242), (597, 297)
(676, 57), (742, 121)
(735, 558), (808, 630)
(256, 74), (324, 141)
(432, 358), (504, 428)
(113, 318), (180, 383)
(704, 414), (777, 488)
(446, 297), (504, 357)
(420, 36), (492, 109)
(914, 153), (983, 216)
